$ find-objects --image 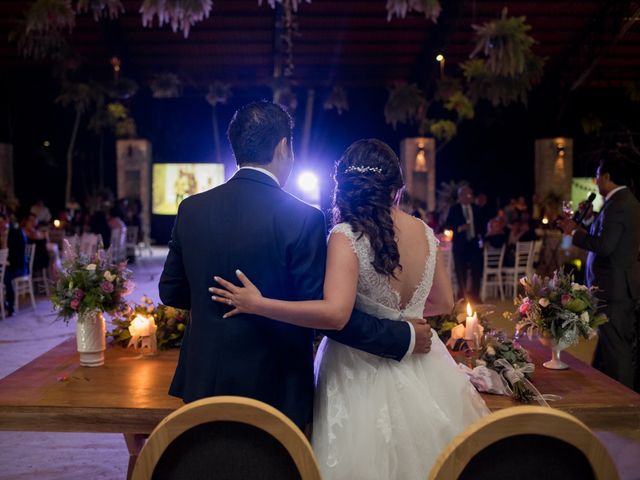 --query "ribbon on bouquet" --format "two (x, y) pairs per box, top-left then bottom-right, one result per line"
(493, 358), (561, 406)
